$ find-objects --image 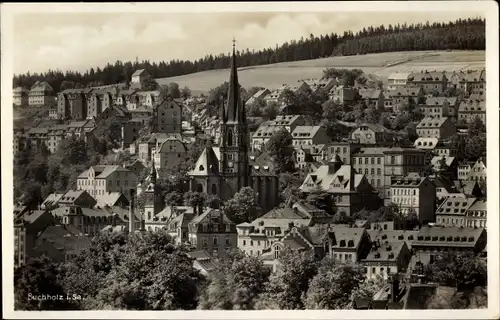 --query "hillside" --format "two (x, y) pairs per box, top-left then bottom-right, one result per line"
(156, 50), (485, 94)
